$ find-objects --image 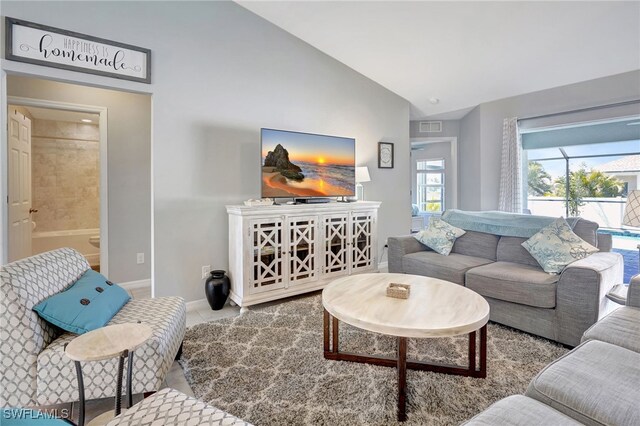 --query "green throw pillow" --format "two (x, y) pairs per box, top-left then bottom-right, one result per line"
(414, 216), (466, 255)
(522, 217), (598, 274)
